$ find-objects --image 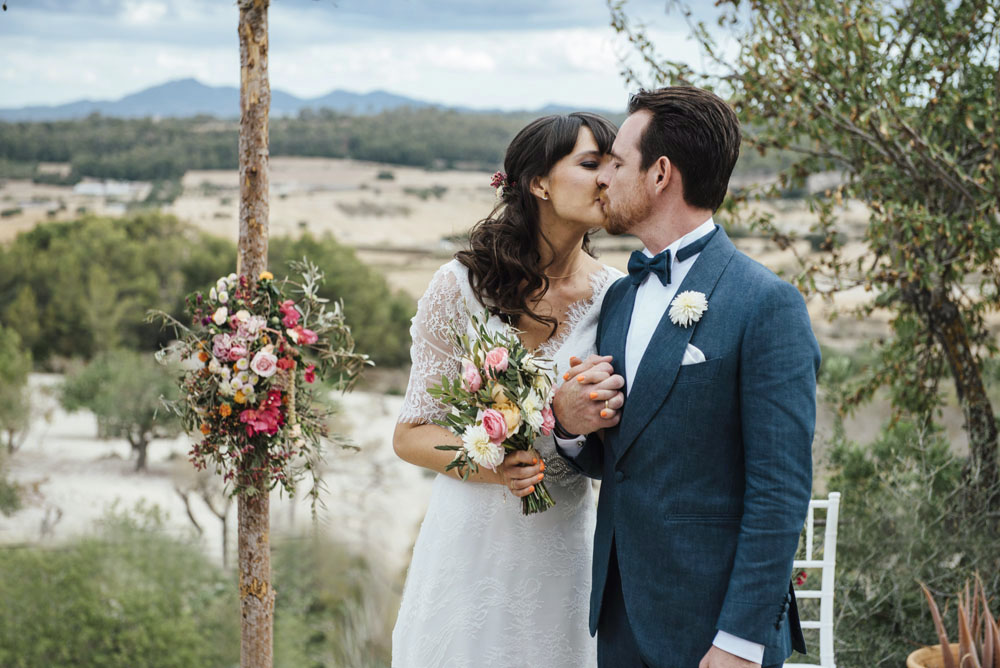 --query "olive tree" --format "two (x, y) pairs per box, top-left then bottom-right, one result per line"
(610, 0), (1000, 494)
